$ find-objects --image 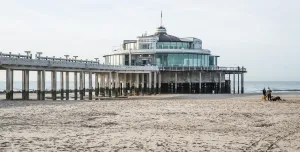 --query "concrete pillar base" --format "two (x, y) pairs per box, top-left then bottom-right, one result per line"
(26, 91), (29, 100)
(80, 90), (84, 100)
(10, 91), (13, 100)
(22, 90), (25, 100)
(115, 88), (119, 97)
(112, 88), (116, 97)
(37, 90), (41, 100)
(95, 88), (99, 97)
(158, 88), (161, 94)
(52, 90), (56, 100)
(130, 86), (134, 96)
(100, 88), (105, 96)
(6, 93), (10, 100)
(123, 88), (127, 96)
(41, 91), (45, 100)
(83, 88), (86, 96)
(66, 90), (69, 100)
(60, 89), (64, 100)
(89, 90), (92, 100)
(74, 89), (78, 100)
(108, 89), (112, 97)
